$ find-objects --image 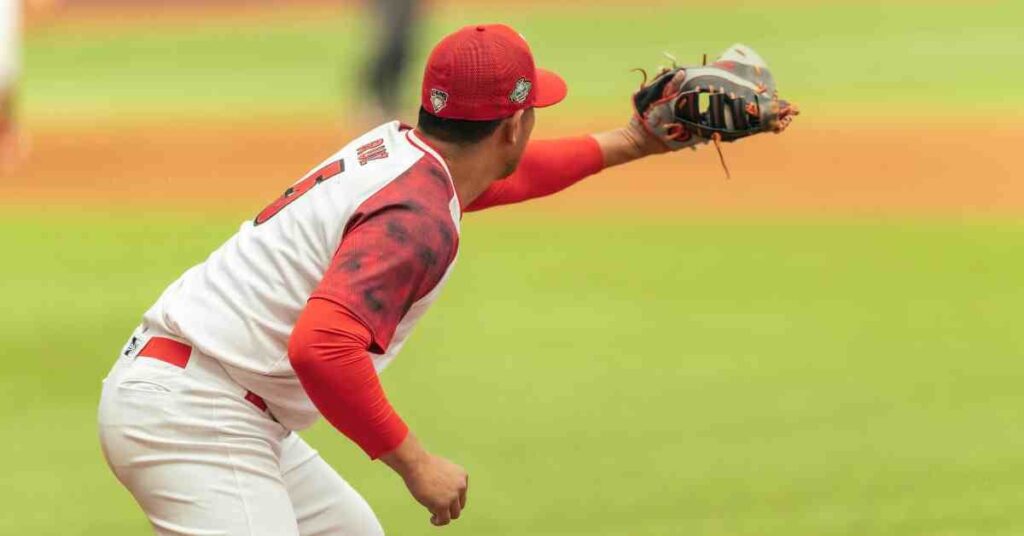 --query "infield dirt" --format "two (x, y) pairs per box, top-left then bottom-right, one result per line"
(5, 117), (1020, 218)
(9, 0), (1021, 219)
